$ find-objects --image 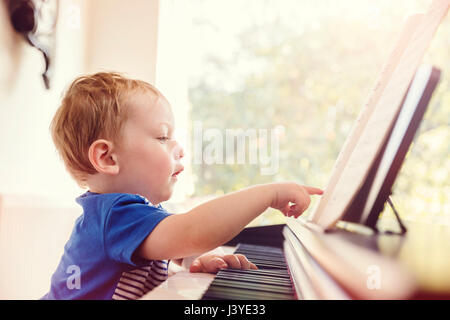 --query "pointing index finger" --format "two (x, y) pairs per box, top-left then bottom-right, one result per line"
(303, 186), (324, 195)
